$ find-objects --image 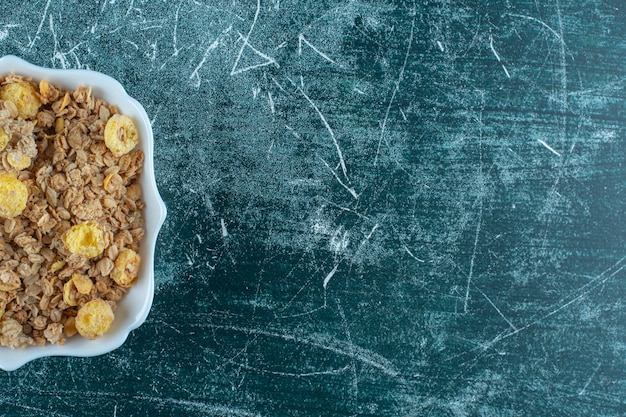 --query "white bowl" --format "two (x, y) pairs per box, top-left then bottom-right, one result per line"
(0, 55), (166, 371)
